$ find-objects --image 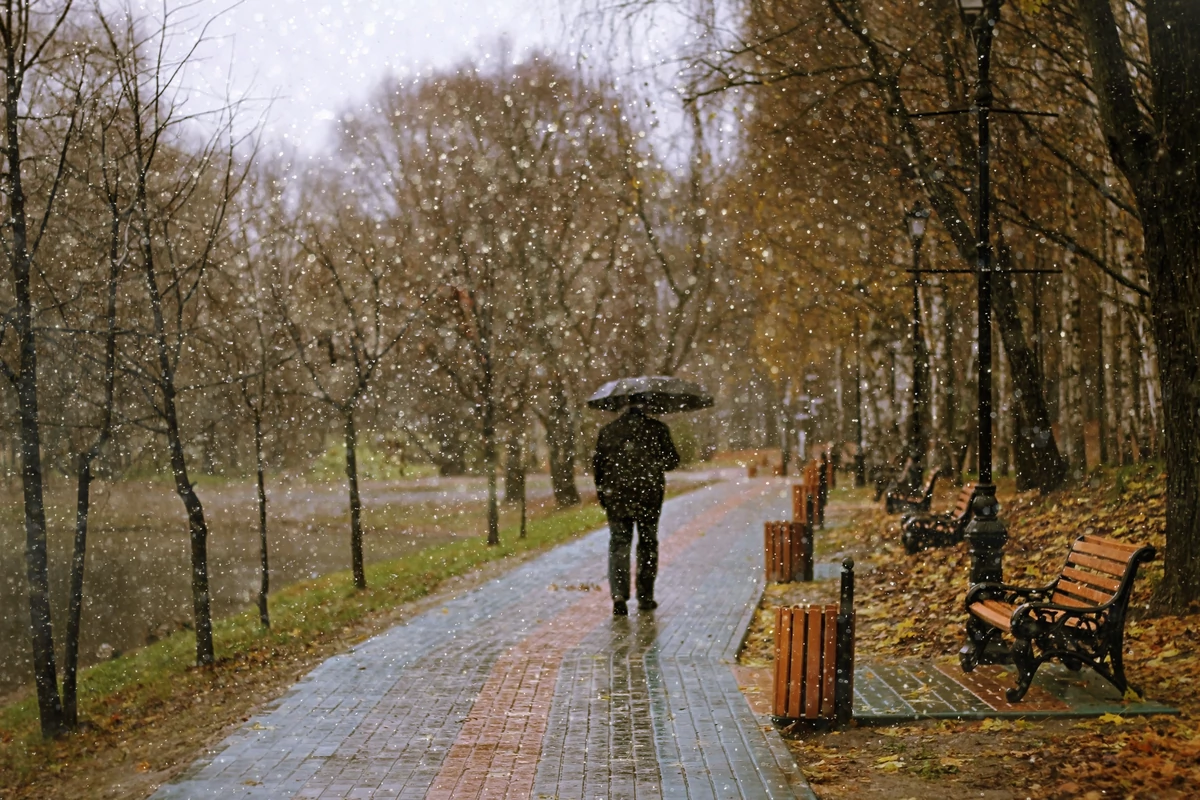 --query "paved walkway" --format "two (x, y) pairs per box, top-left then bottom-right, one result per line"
(153, 479), (816, 799)
(850, 658), (1177, 722)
